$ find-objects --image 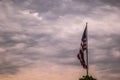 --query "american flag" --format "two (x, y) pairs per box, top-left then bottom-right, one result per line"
(77, 25), (88, 69)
